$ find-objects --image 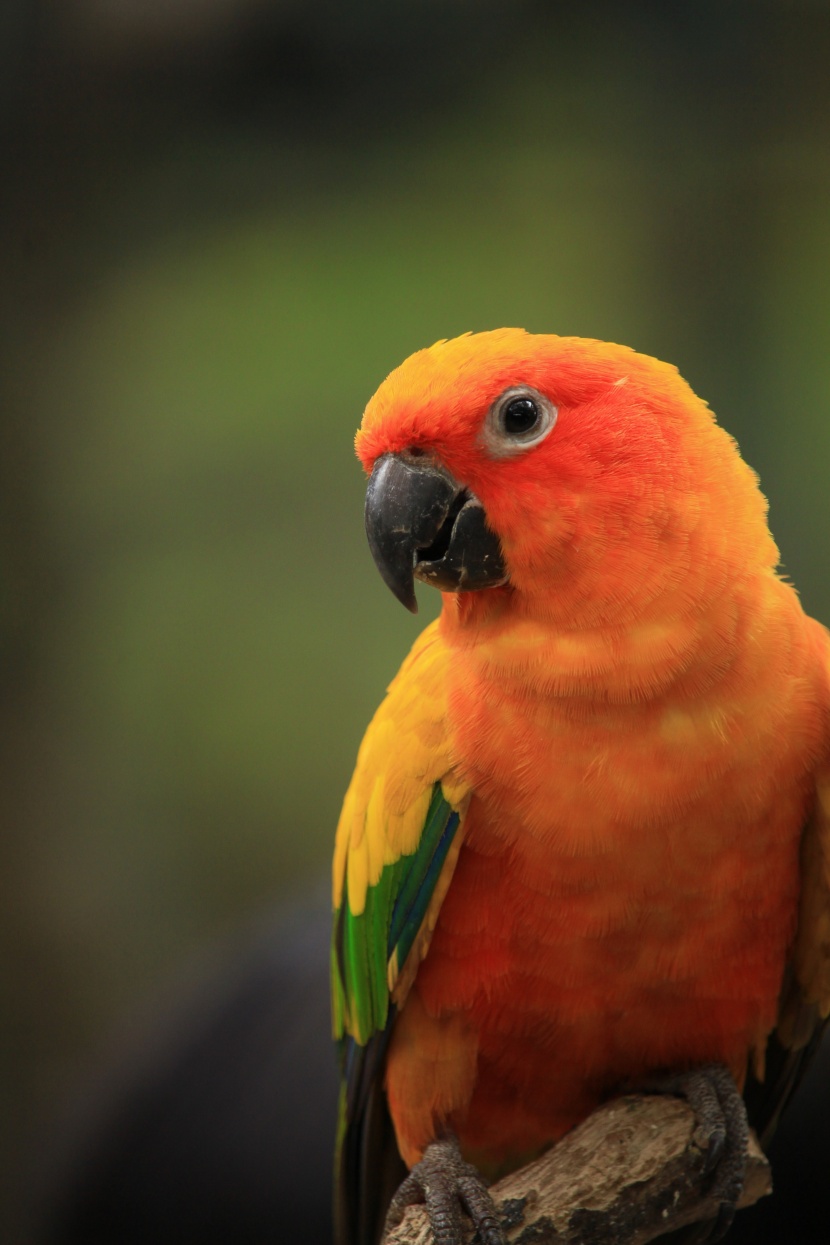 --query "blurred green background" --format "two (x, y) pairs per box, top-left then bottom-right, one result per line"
(2, 0), (830, 1237)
